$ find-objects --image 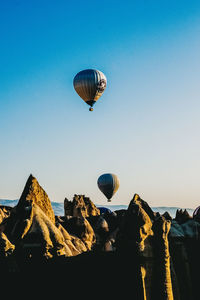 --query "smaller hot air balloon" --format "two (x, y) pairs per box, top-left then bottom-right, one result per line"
(73, 69), (107, 111)
(97, 173), (120, 202)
